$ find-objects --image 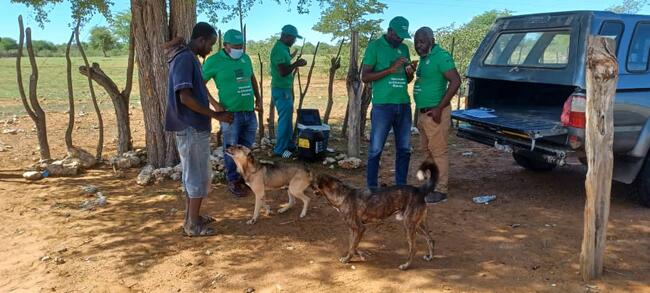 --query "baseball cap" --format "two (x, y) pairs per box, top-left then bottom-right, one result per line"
(389, 16), (411, 39)
(281, 24), (303, 39)
(223, 29), (244, 45)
